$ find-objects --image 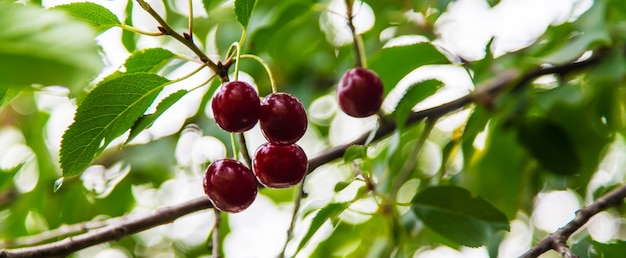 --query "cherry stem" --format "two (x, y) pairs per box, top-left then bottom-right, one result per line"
(388, 117), (437, 202)
(237, 133), (252, 168)
(212, 209), (221, 258)
(240, 54), (277, 93)
(345, 0), (366, 68)
(187, 0), (194, 40)
(229, 133), (238, 160)
(117, 24), (163, 36)
(227, 42), (242, 81)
